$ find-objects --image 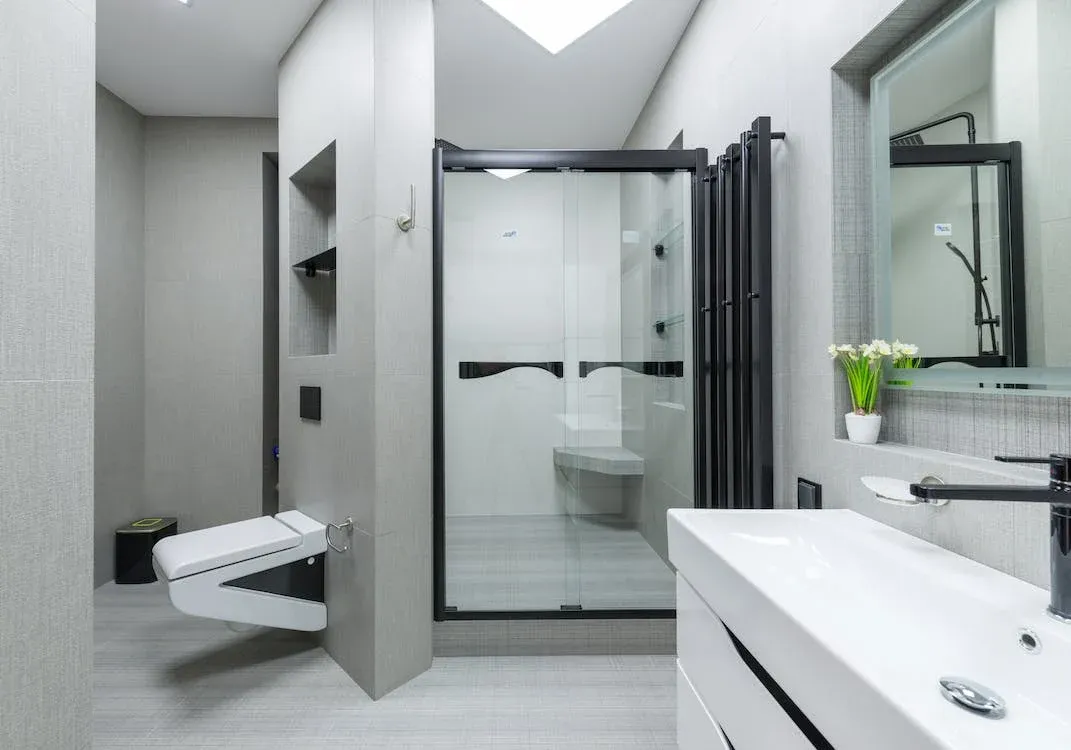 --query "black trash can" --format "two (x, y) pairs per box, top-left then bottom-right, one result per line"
(115, 517), (178, 584)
